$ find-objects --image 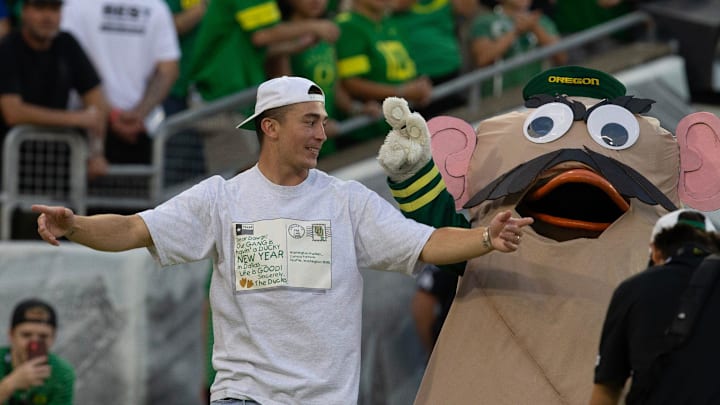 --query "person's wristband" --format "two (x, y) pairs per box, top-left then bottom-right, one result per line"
(482, 227), (494, 251)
